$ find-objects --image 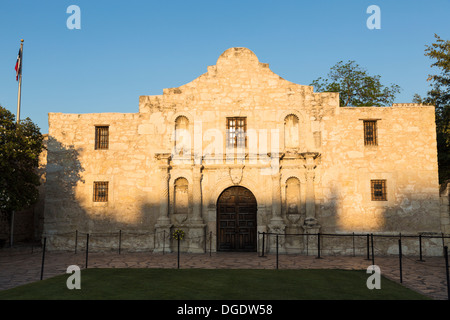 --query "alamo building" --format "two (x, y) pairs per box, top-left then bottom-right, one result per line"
(43, 47), (450, 255)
